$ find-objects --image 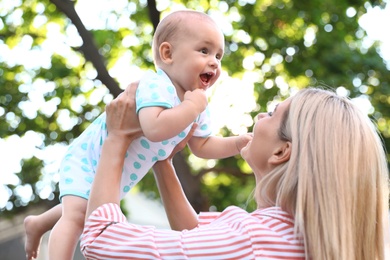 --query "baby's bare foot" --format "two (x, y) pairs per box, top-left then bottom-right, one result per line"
(24, 215), (44, 260)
